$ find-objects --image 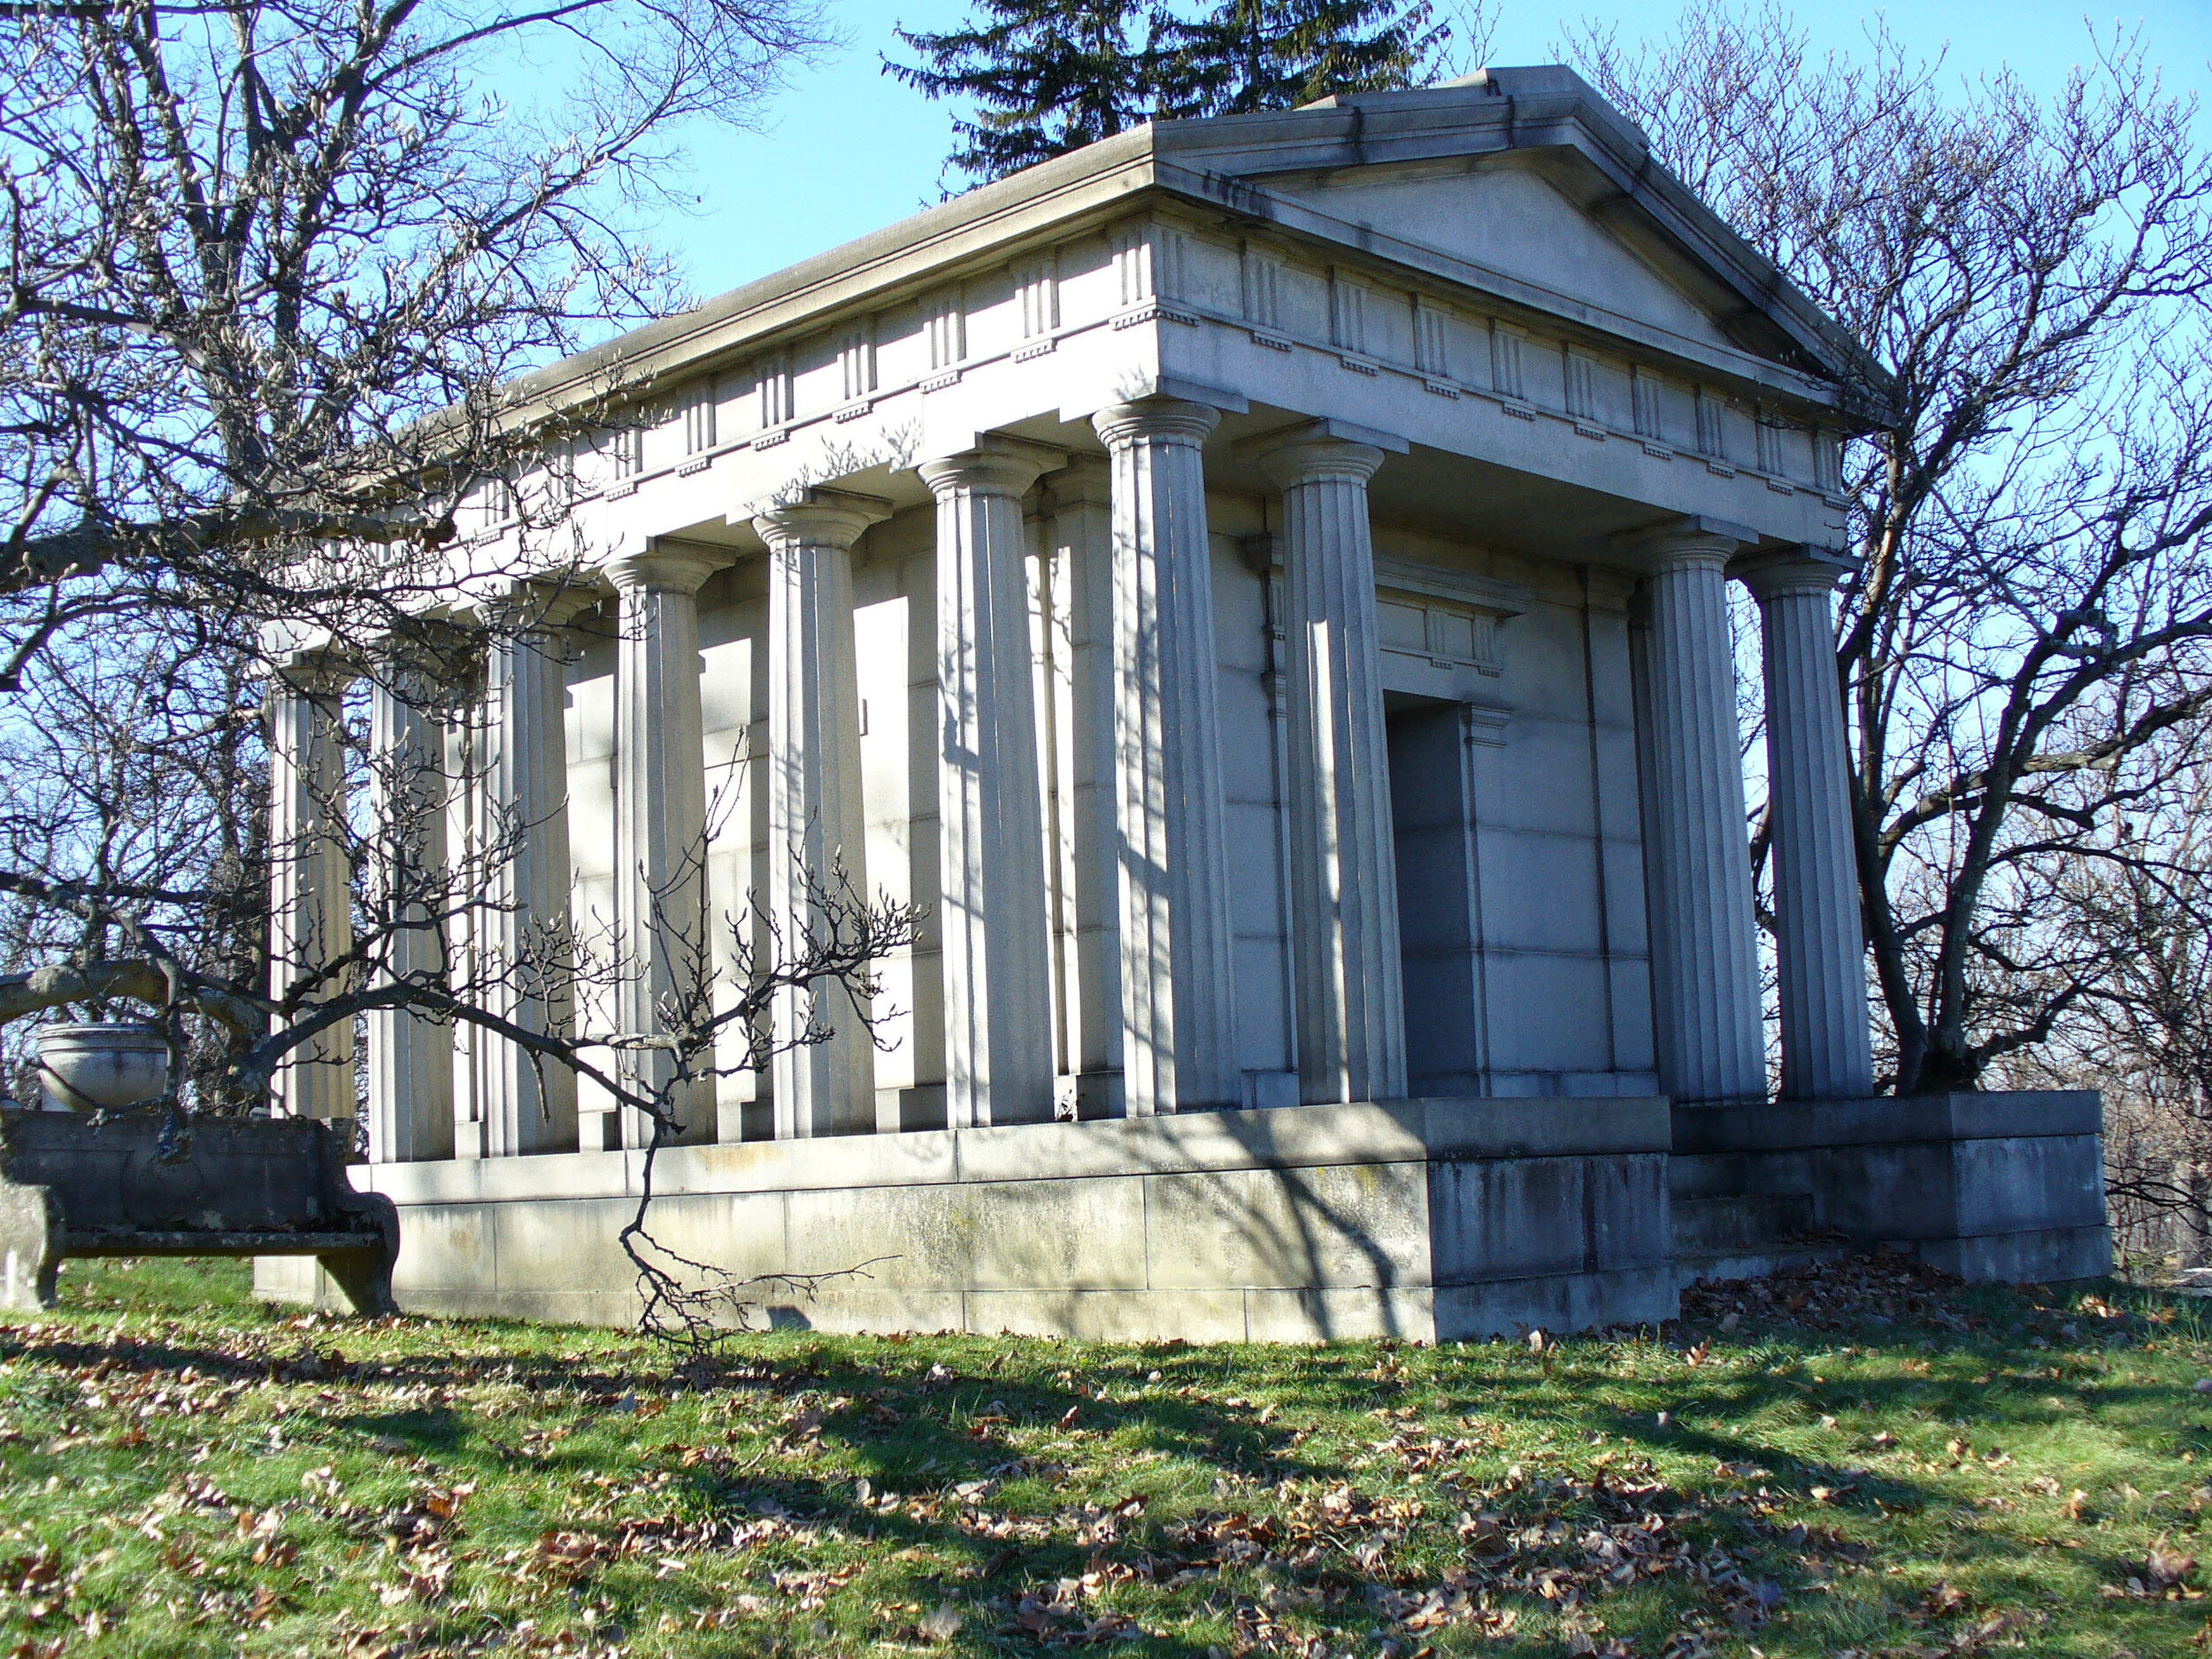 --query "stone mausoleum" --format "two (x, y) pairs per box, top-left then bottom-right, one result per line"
(259, 69), (2110, 1338)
